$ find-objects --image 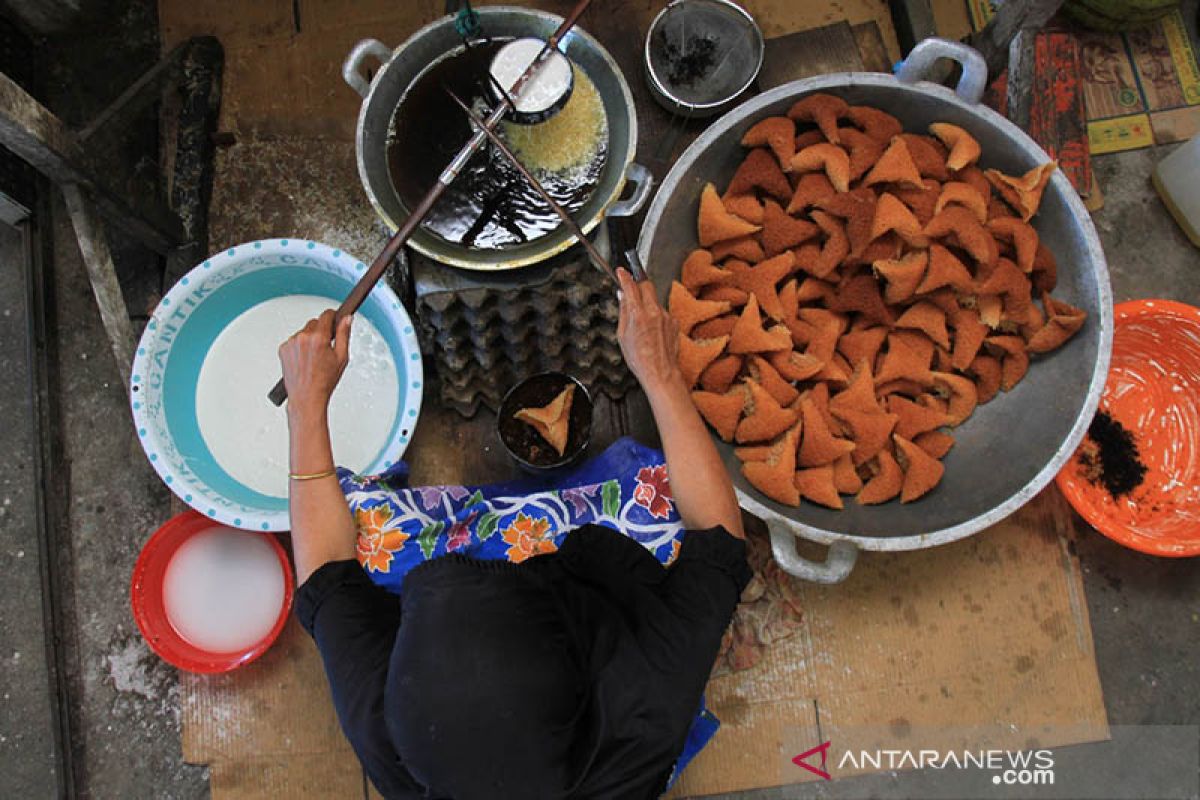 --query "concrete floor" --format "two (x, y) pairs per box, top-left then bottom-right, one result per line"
(1, 4), (1198, 799)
